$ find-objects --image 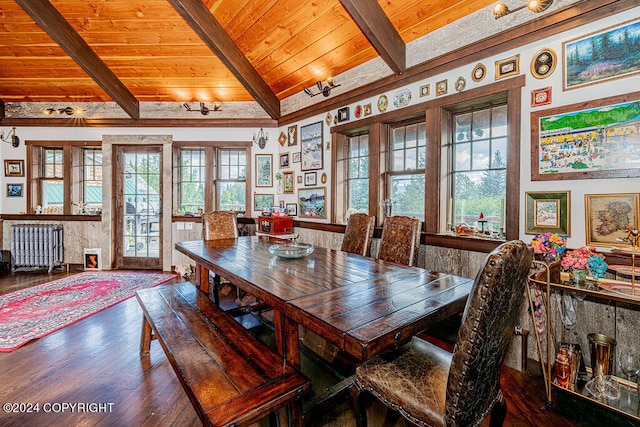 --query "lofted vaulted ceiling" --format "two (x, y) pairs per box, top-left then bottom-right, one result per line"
(0, 0), (495, 119)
